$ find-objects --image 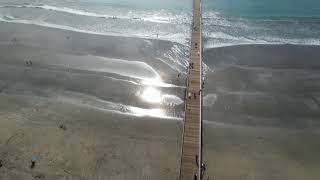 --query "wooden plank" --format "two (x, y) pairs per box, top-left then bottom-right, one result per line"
(179, 0), (202, 179)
